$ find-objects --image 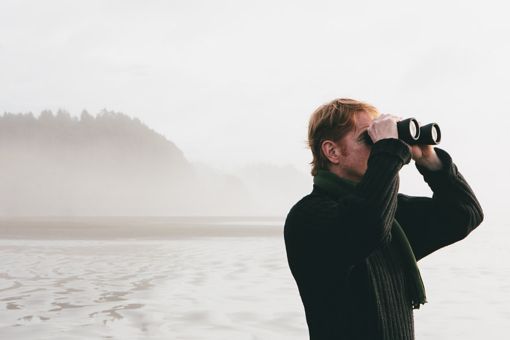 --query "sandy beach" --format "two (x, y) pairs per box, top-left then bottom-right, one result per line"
(0, 216), (283, 240)
(0, 217), (508, 339)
